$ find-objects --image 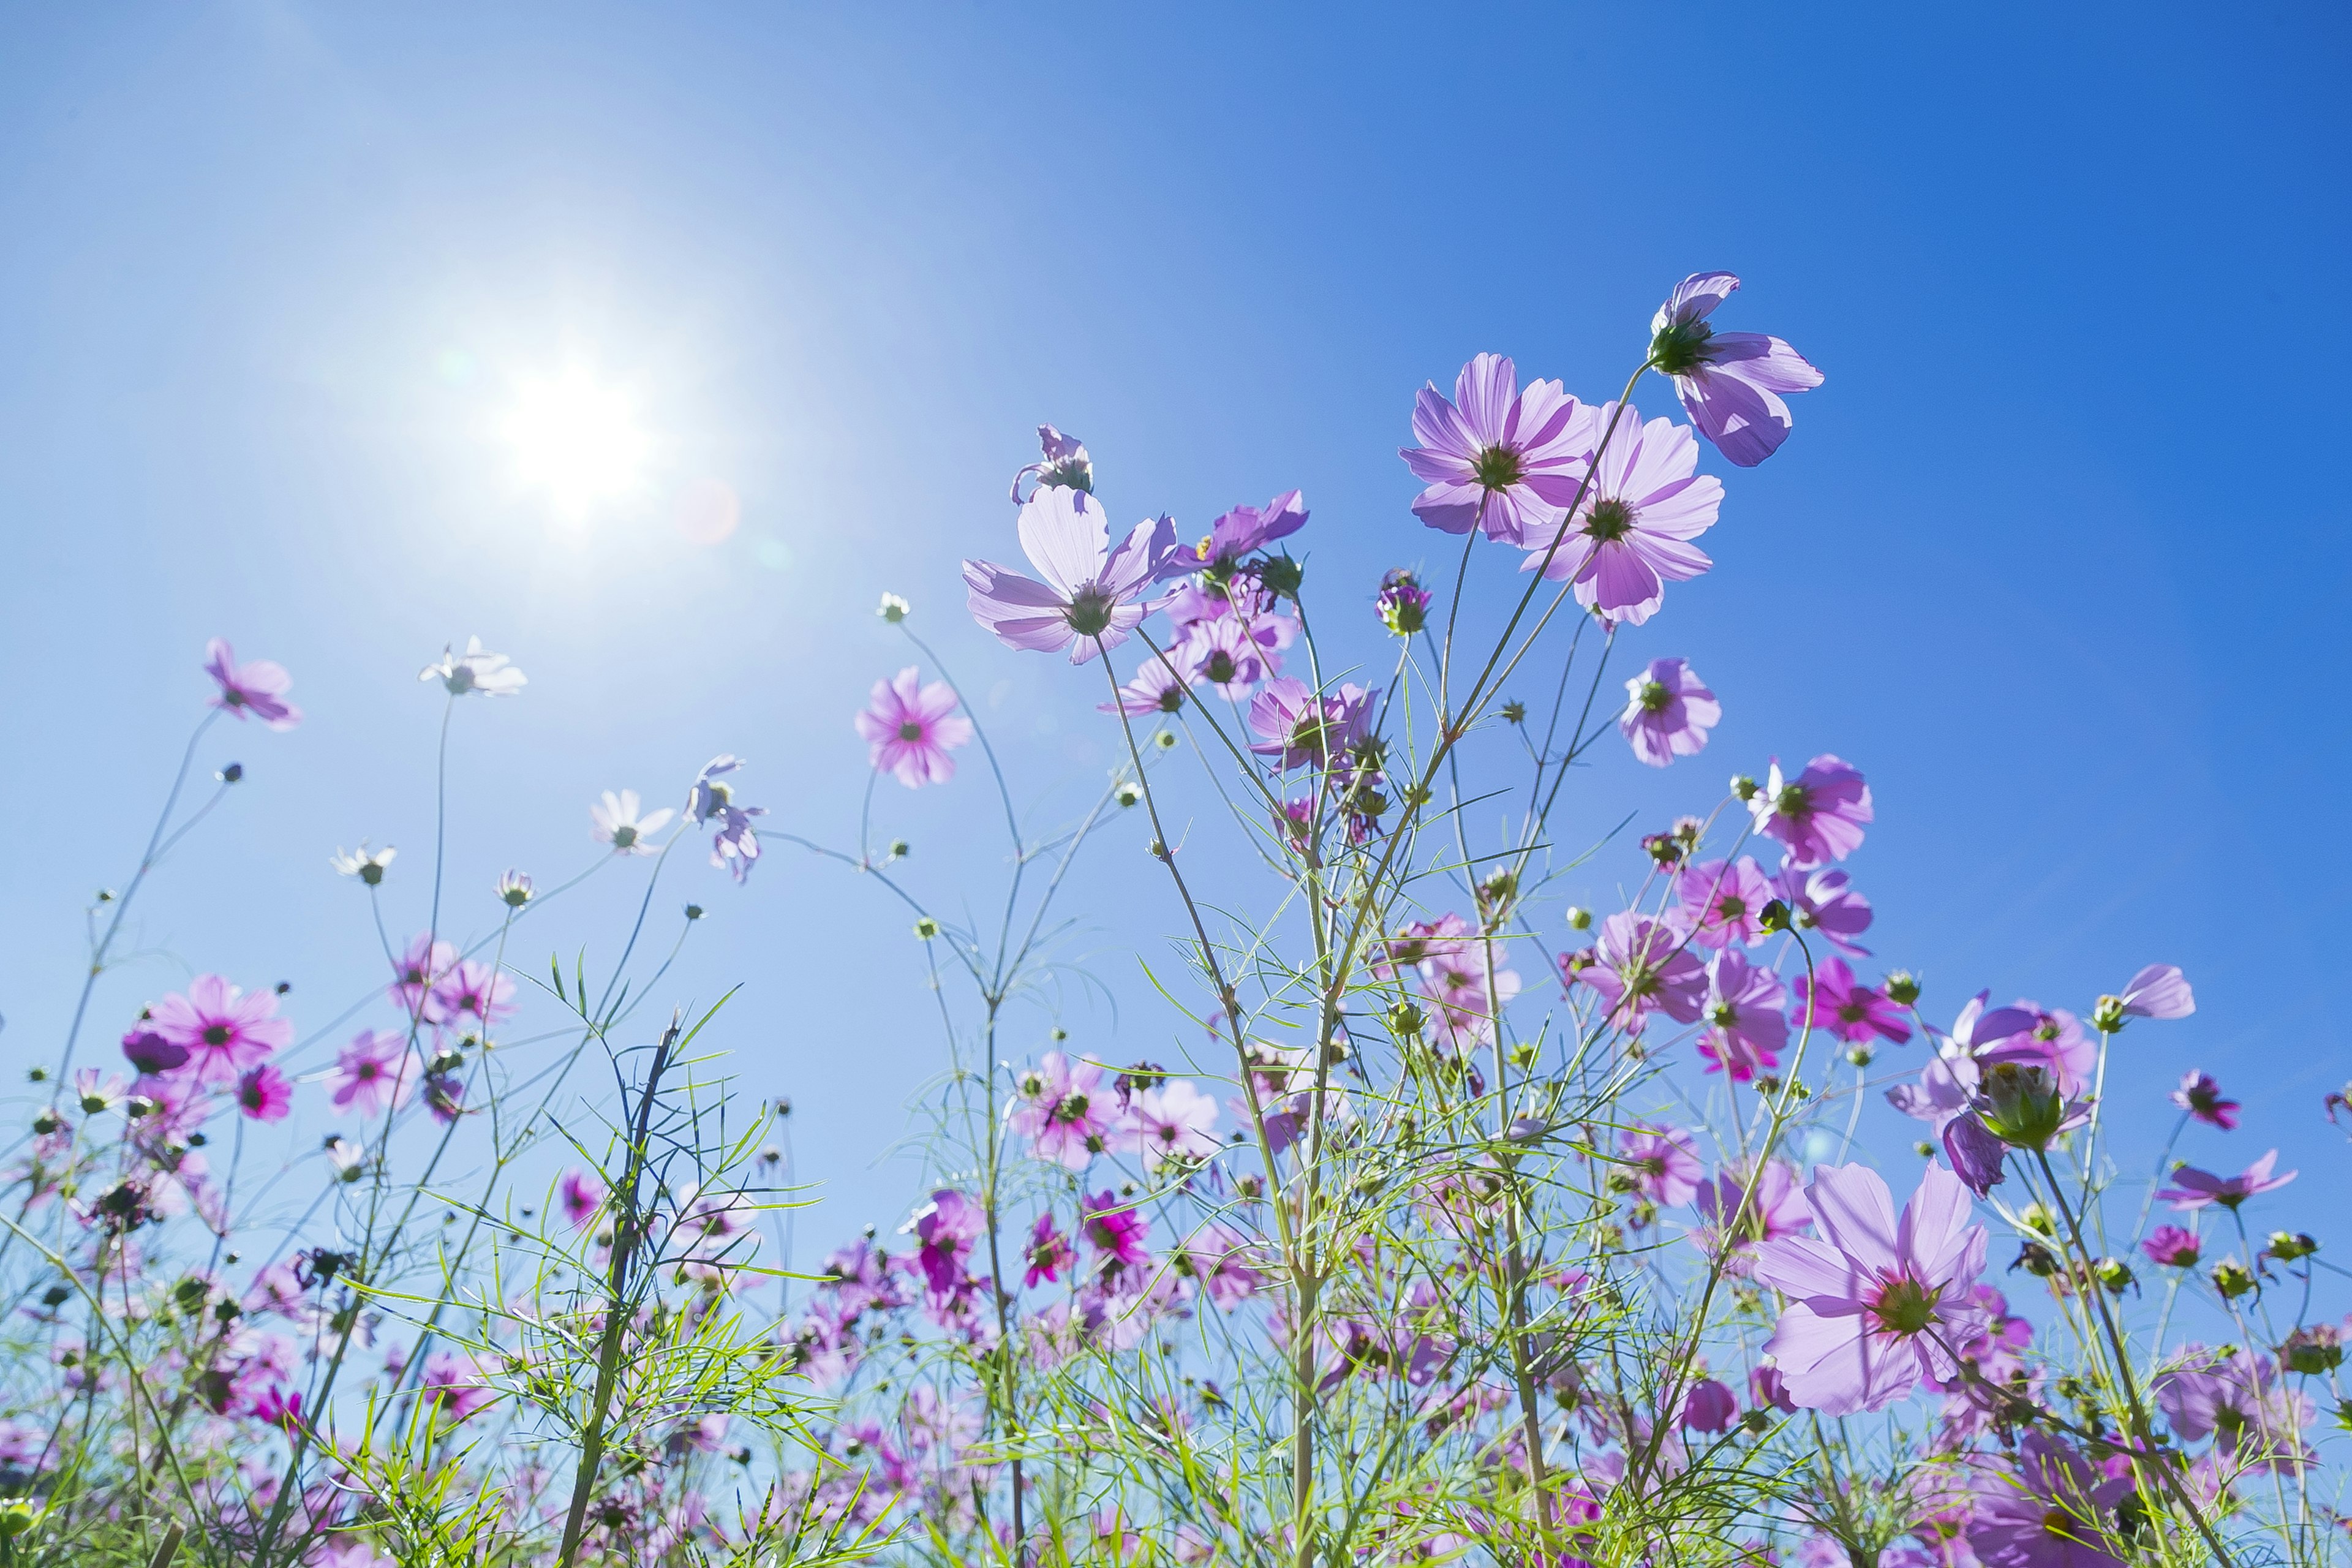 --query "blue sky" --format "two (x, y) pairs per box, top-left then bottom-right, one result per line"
(0, 4), (2345, 1273)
